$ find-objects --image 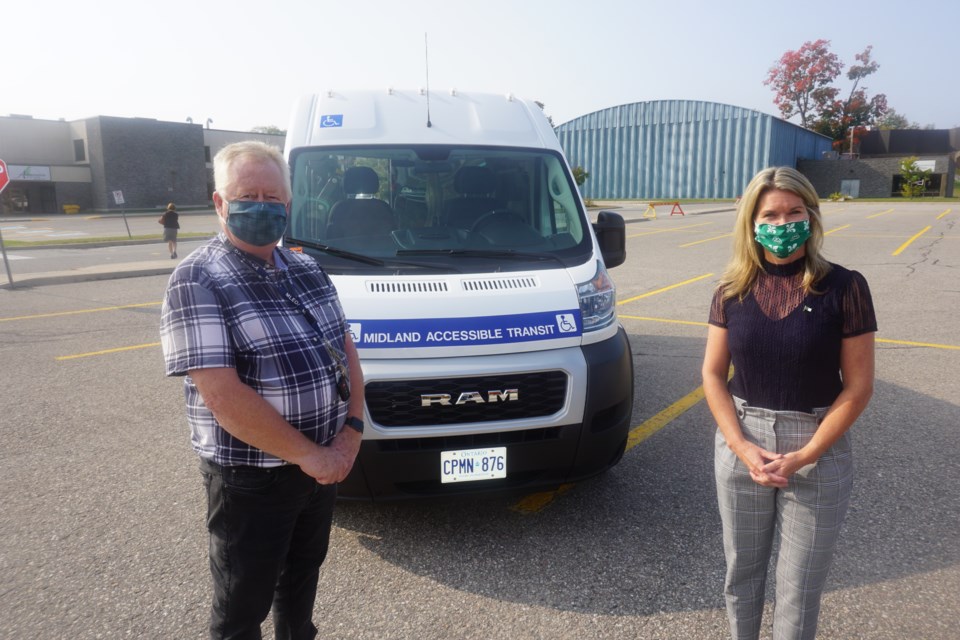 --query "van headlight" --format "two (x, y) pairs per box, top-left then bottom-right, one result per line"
(577, 260), (616, 332)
